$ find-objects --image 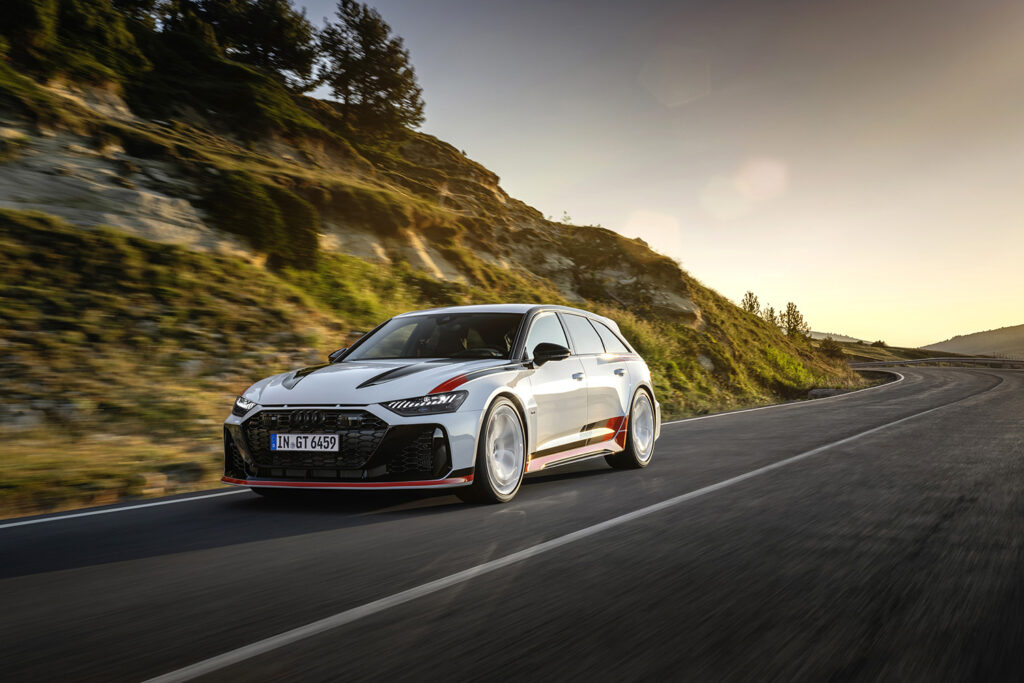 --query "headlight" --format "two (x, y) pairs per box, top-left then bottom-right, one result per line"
(382, 391), (468, 416)
(233, 396), (258, 417)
